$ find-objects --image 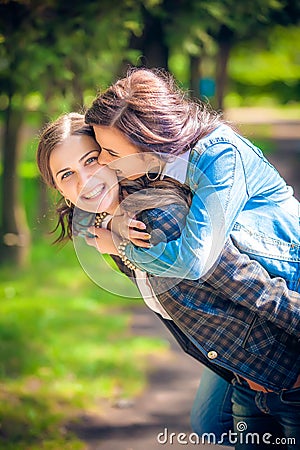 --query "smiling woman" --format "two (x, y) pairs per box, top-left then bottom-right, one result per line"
(49, 134), (120, 214)
(37, 112), (147, 244)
